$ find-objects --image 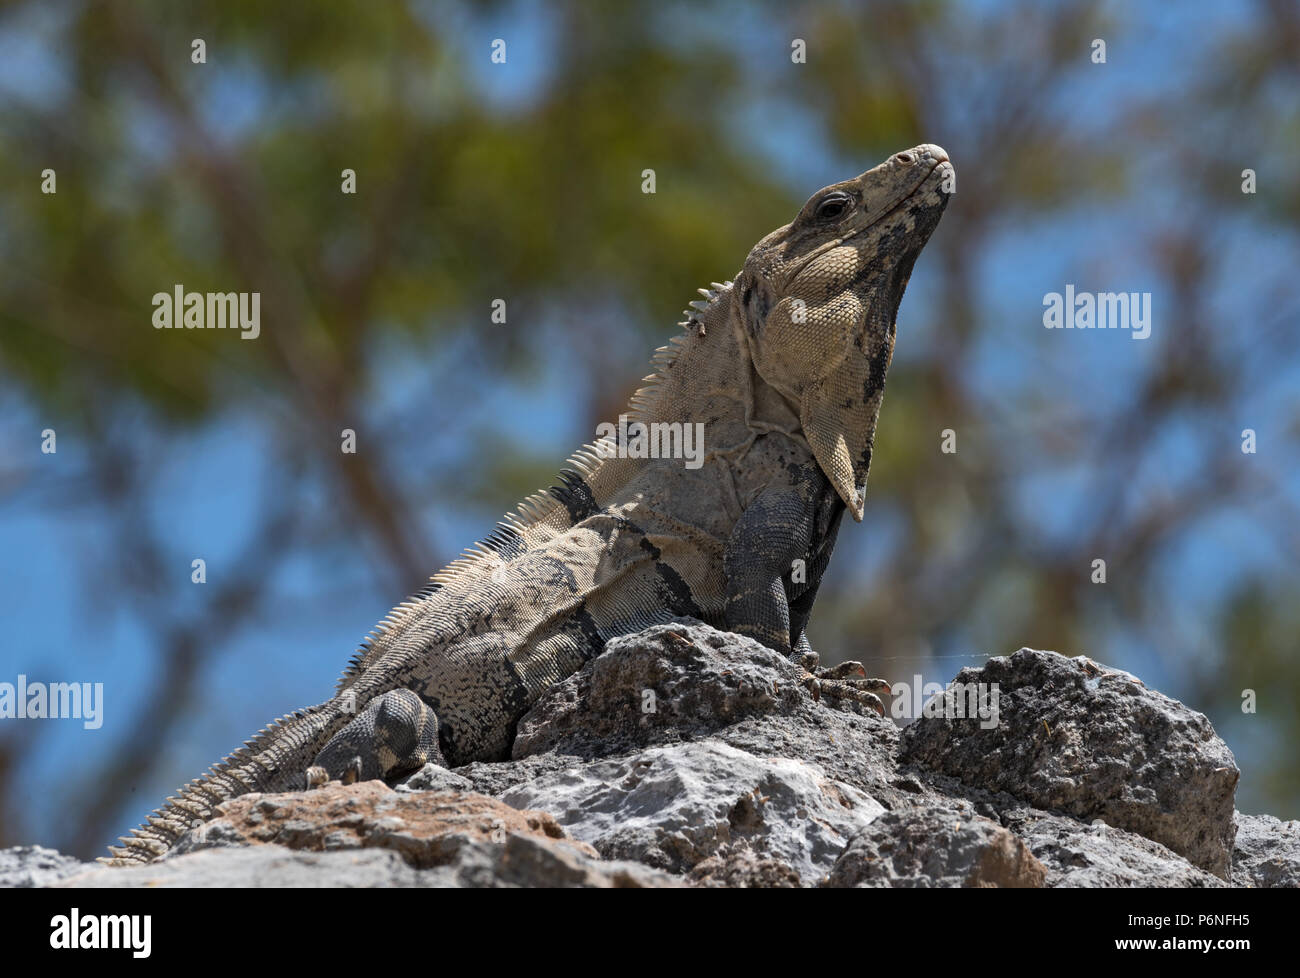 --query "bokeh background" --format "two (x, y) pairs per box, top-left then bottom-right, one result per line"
(1, 0), (1297, 859)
